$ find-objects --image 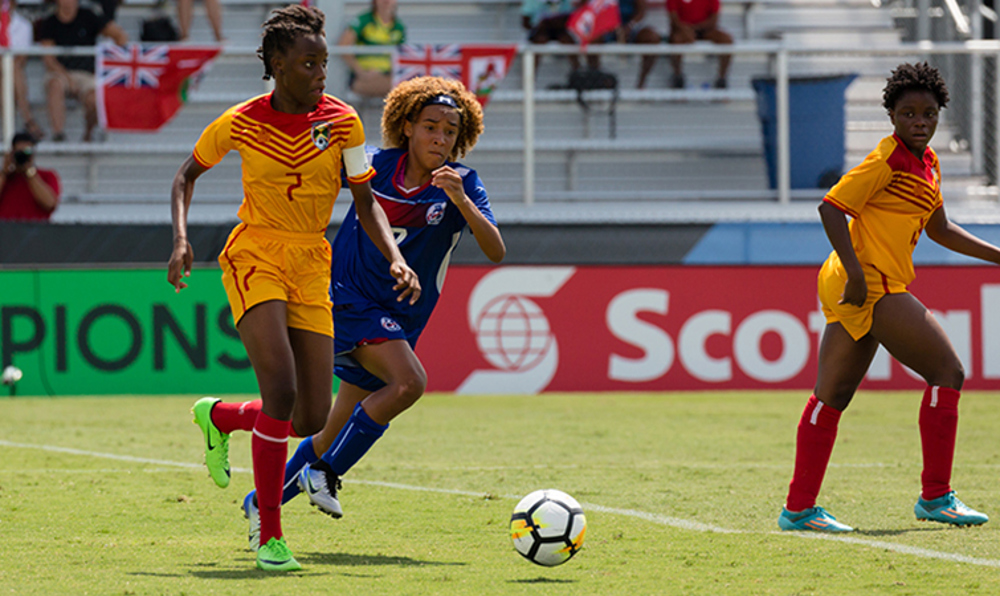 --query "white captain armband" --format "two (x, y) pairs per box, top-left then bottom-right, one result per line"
(343, 145), (373, 181)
